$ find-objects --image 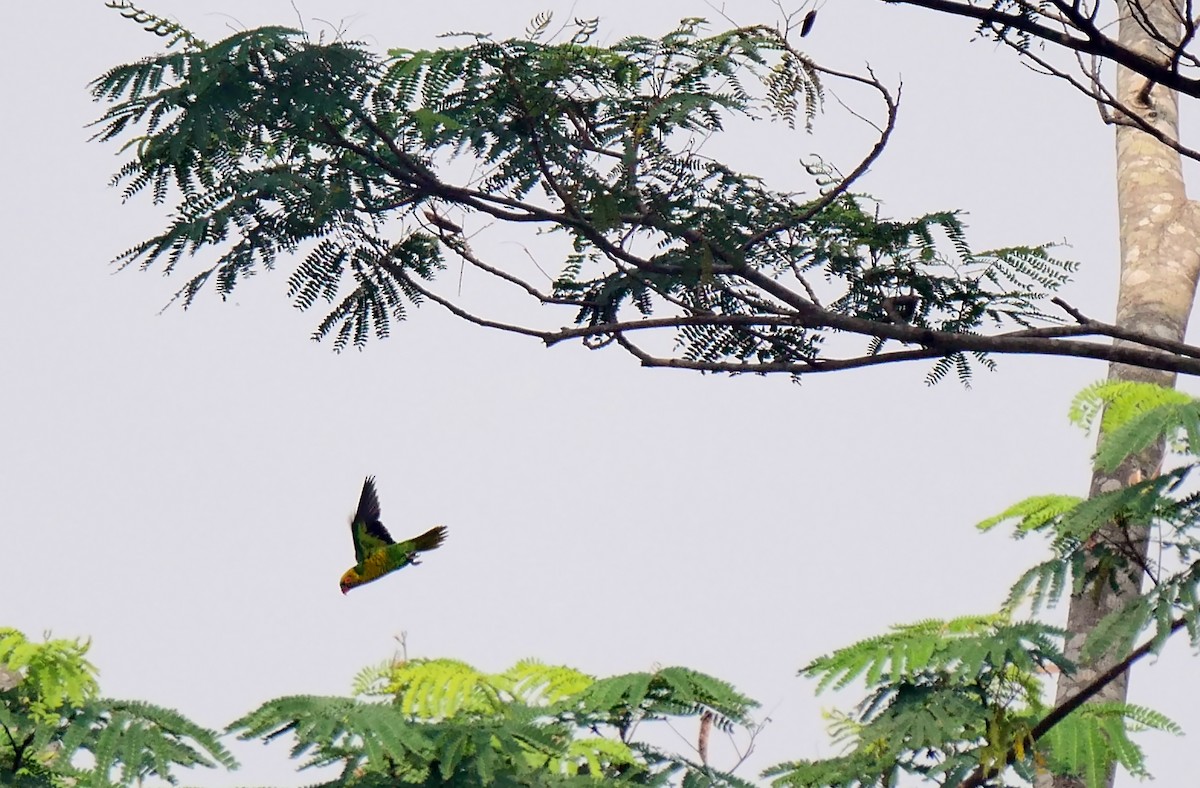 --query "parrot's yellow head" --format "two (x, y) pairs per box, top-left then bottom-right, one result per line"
(339, 568), (363, 595)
